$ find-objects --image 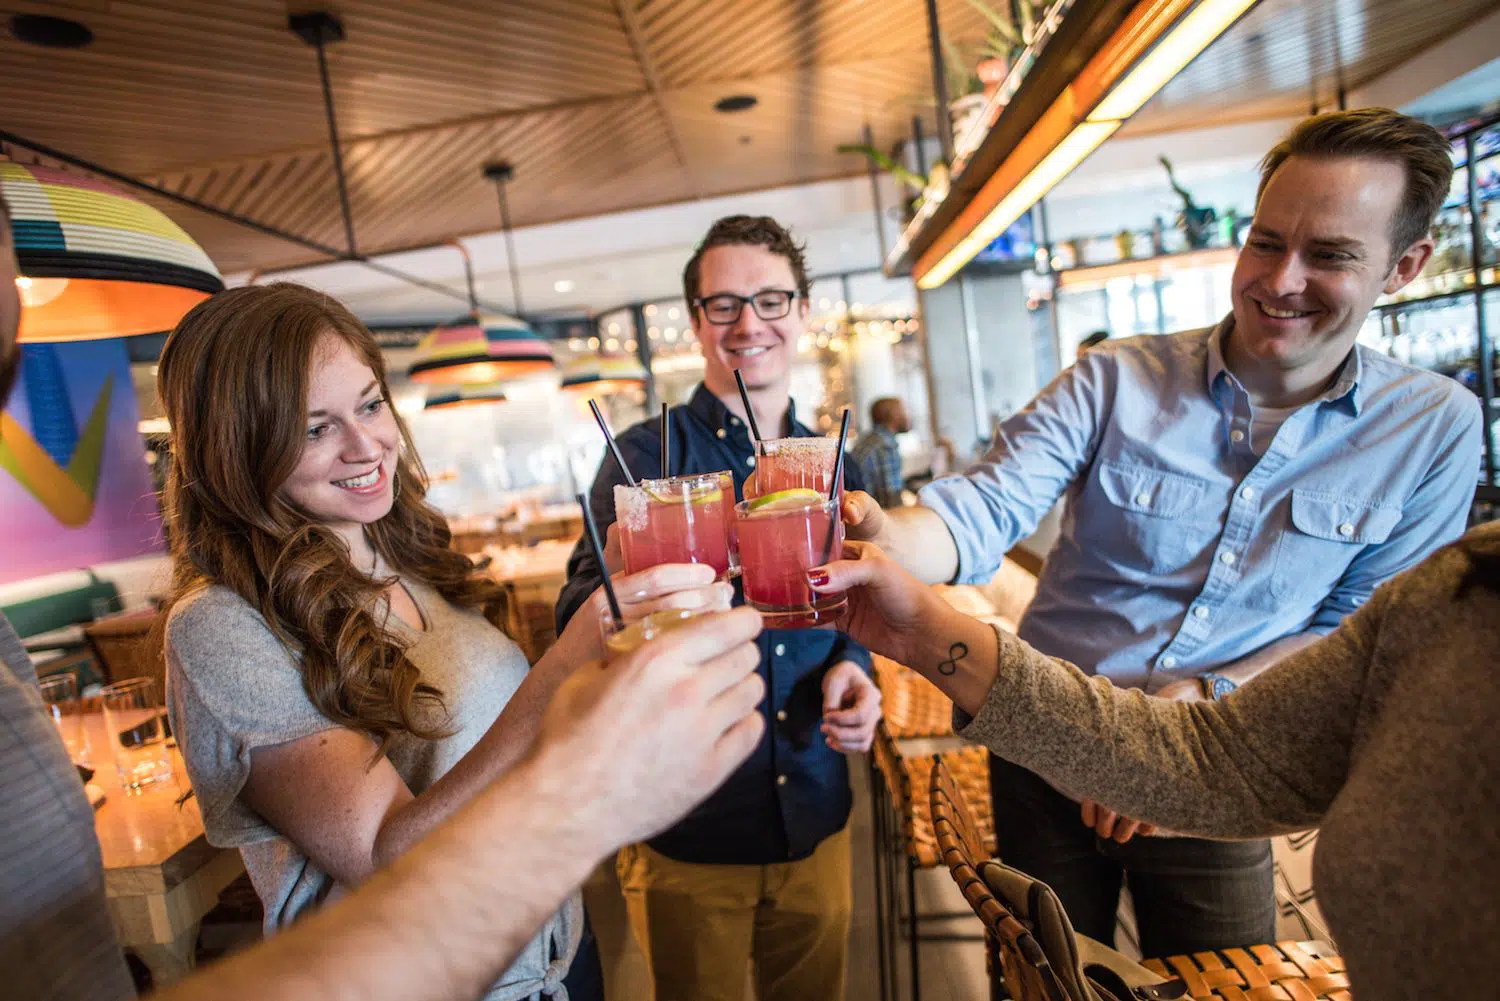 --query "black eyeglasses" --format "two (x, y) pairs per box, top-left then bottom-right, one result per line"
(692, 289), (798, 325)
